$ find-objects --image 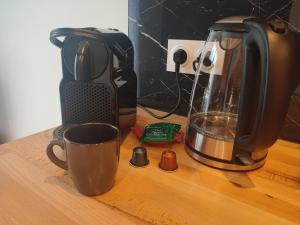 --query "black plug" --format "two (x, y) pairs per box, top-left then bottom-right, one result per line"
(173, 49), (187, 72)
